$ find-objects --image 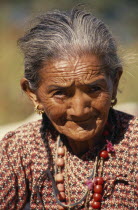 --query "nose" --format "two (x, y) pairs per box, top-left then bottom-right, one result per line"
(67, 91), (91, 119)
